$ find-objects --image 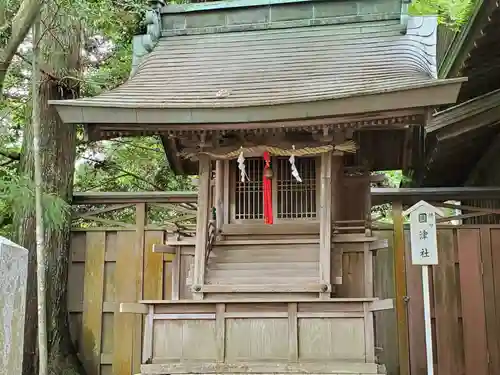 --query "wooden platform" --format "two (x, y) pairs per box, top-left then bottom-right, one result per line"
(152, 225), (388, 300)
(121, 298), (392, 375)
